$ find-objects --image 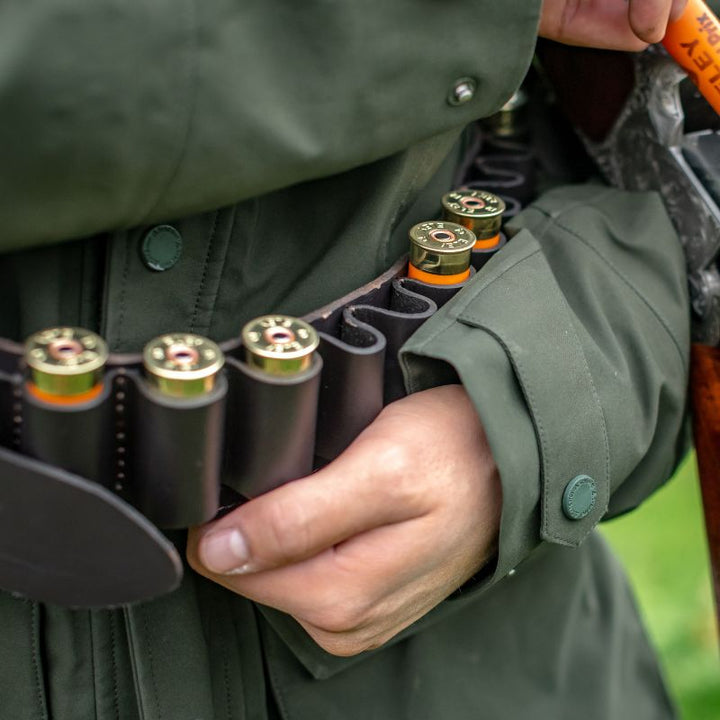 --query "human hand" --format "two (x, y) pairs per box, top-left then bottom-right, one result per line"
(187, 384), (501, 657)
(539, 0), (688, 50)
